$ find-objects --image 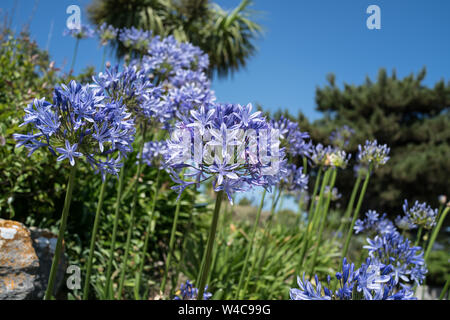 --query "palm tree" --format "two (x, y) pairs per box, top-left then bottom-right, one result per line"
(87, 0), (262, 77)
